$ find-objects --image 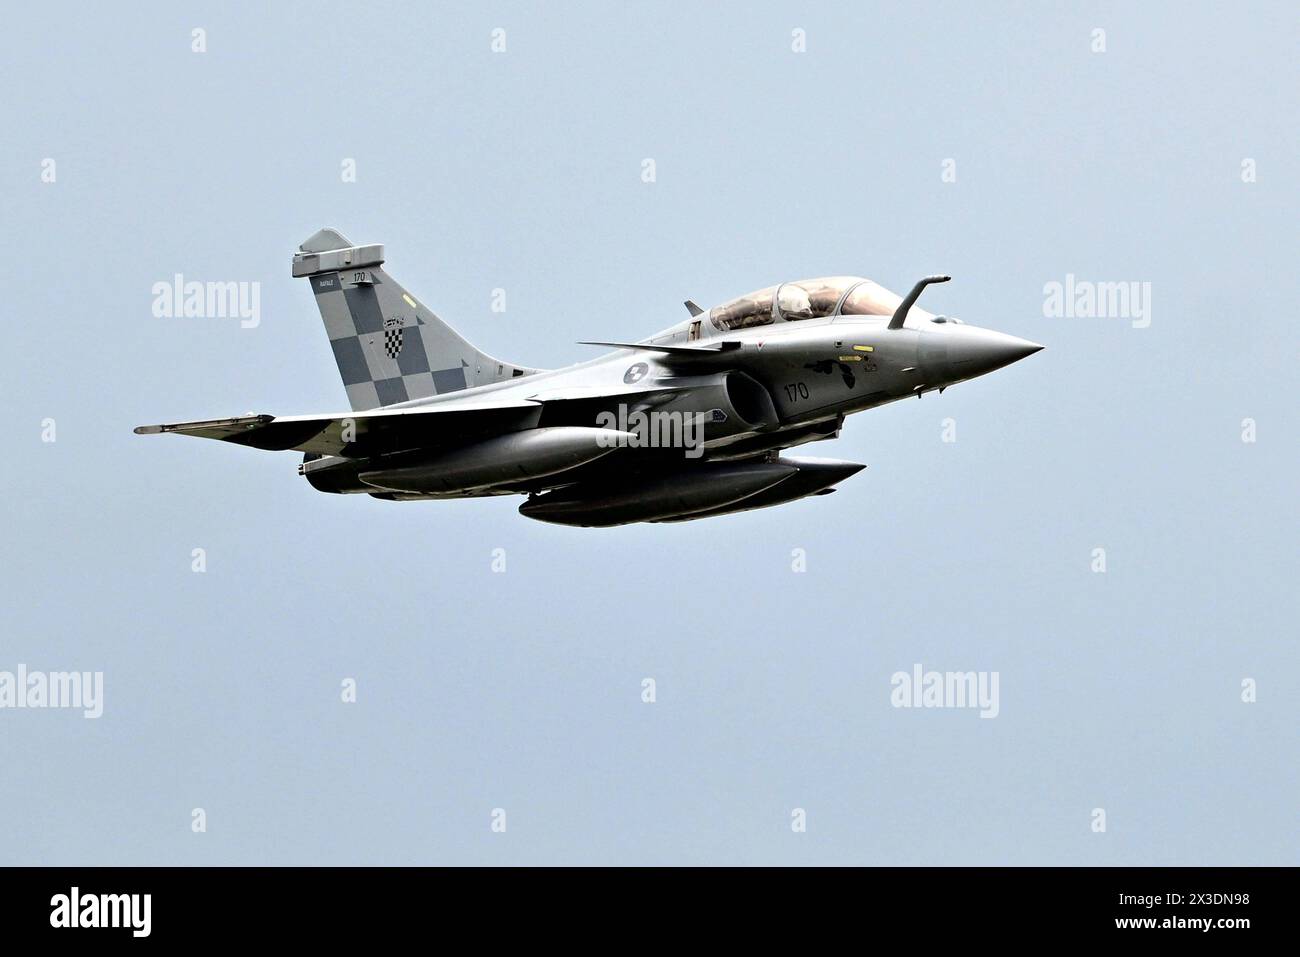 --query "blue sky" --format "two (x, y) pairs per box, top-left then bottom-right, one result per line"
(0, 1), (1295, 864)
